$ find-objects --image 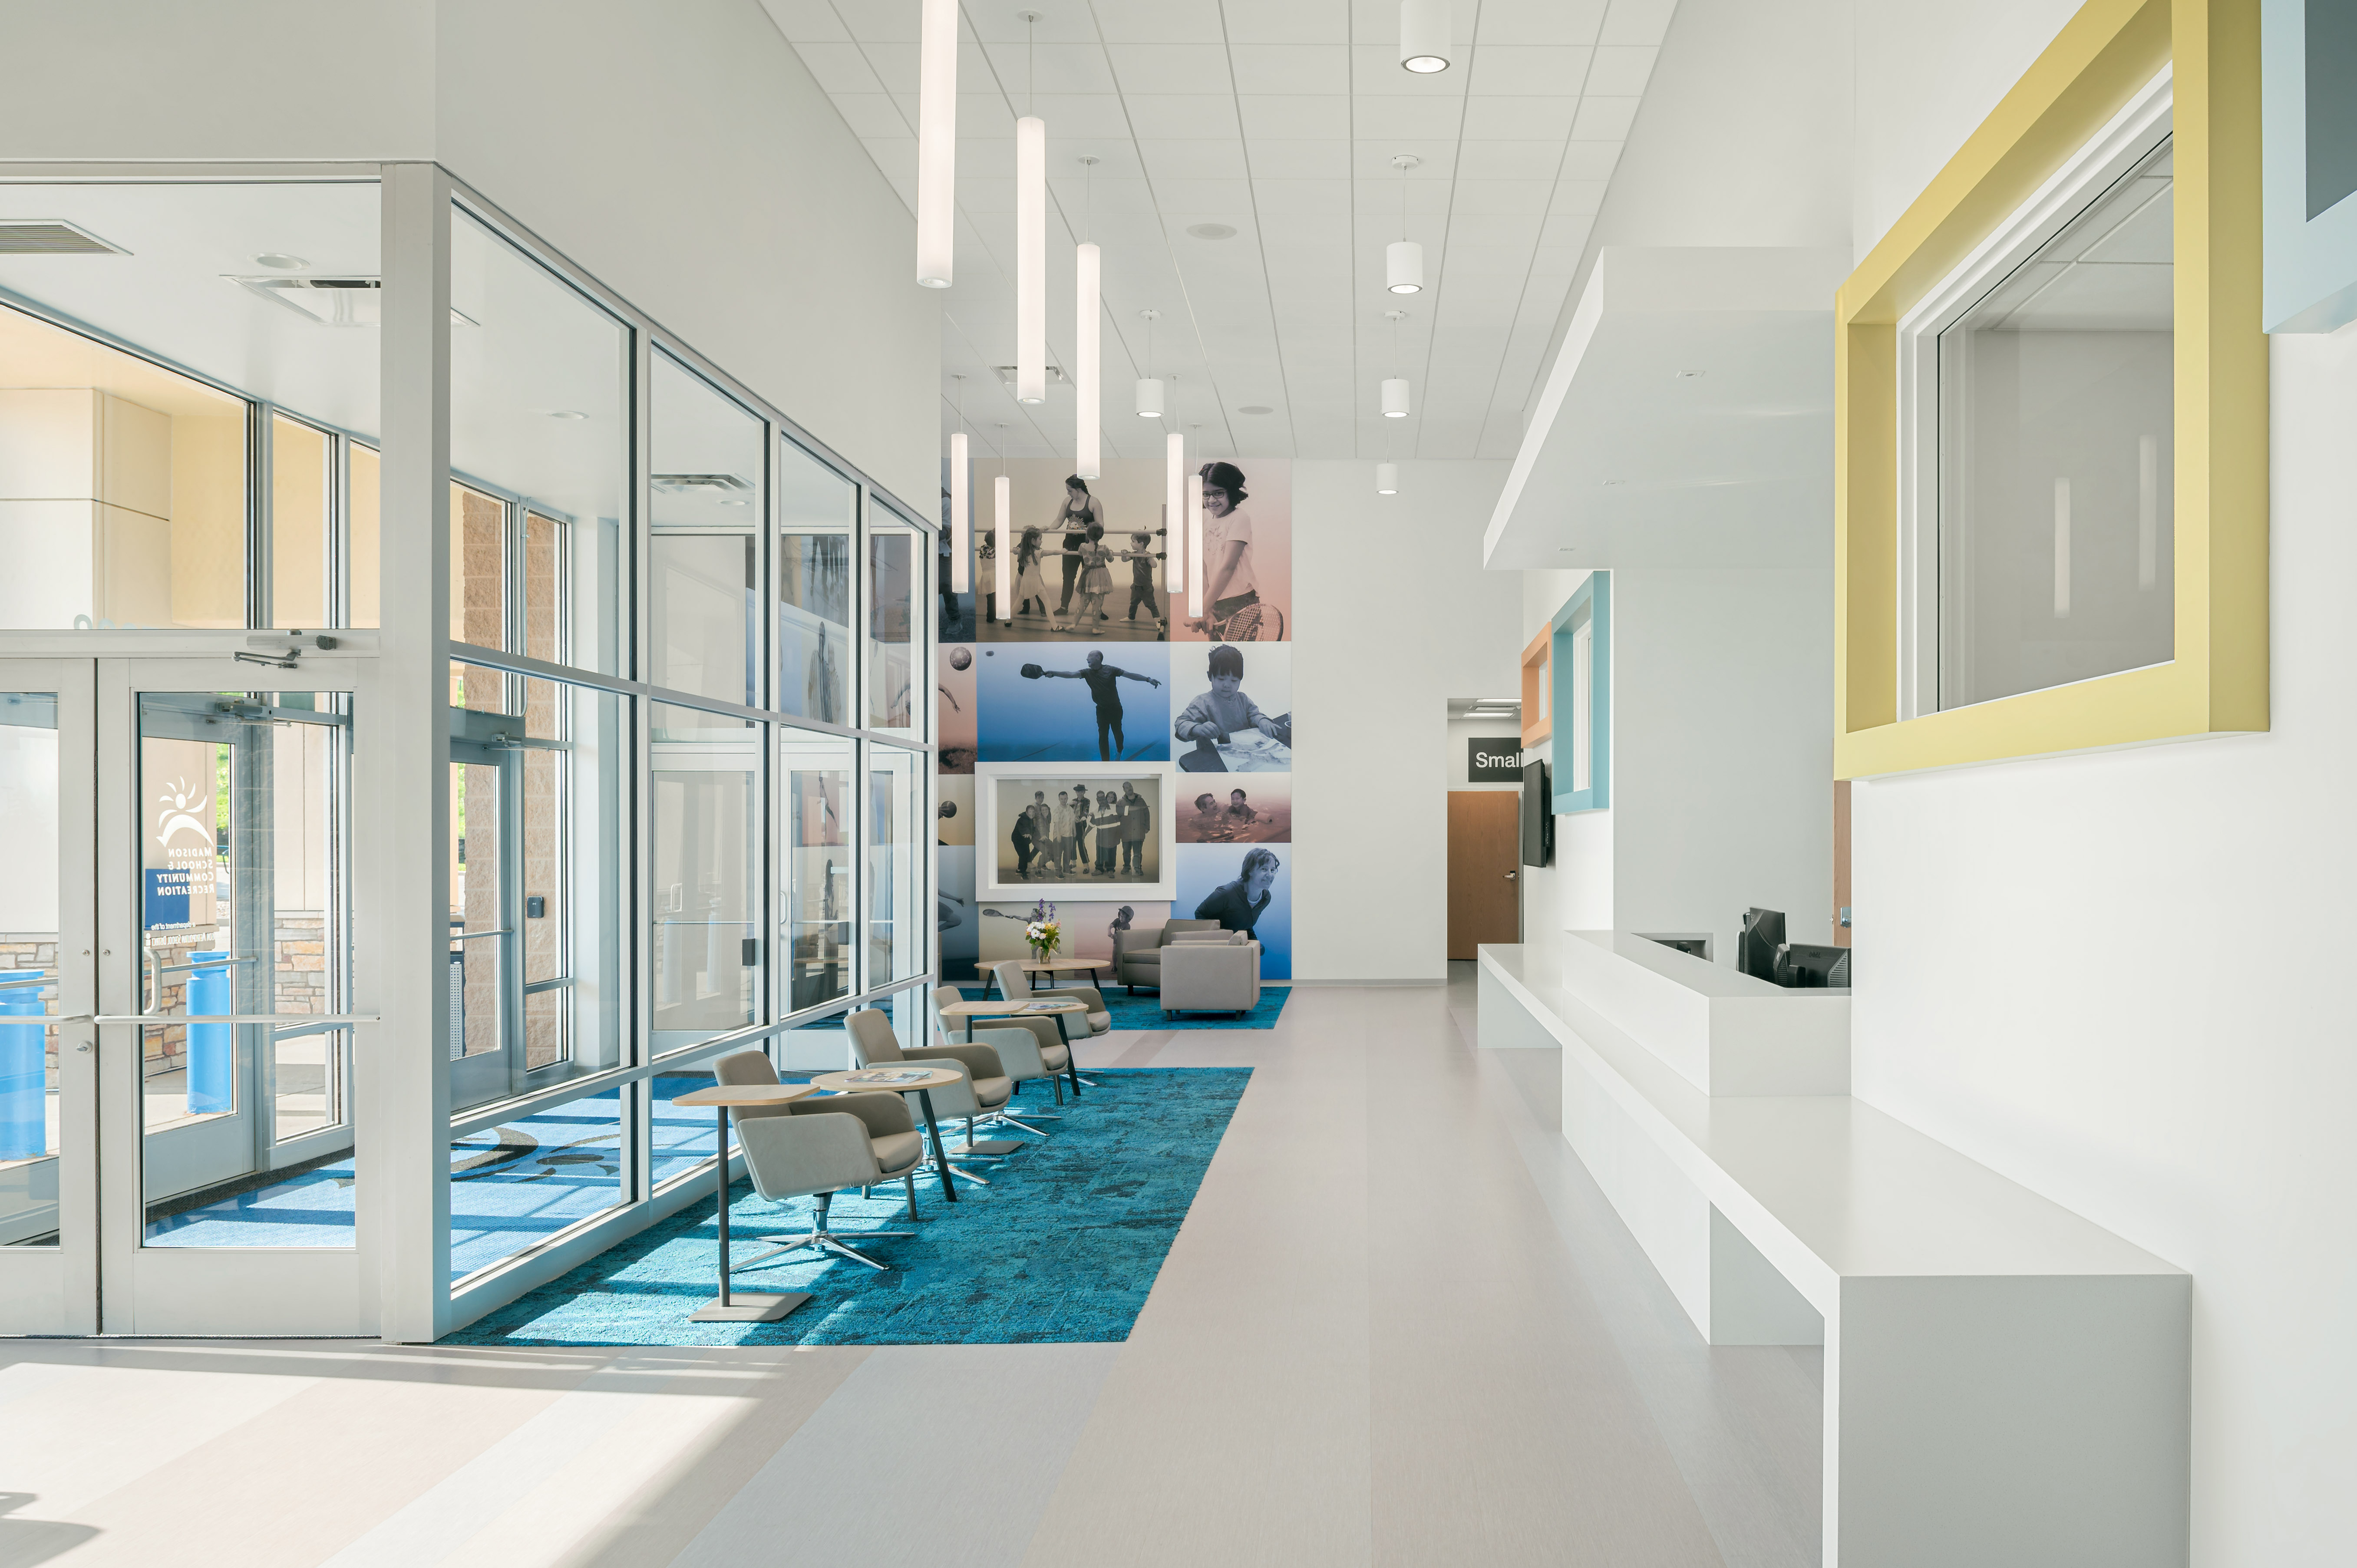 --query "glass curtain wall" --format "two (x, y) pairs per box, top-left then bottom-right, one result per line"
(440, 200), (934, 1291)
(0, 181), (384, 1282)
